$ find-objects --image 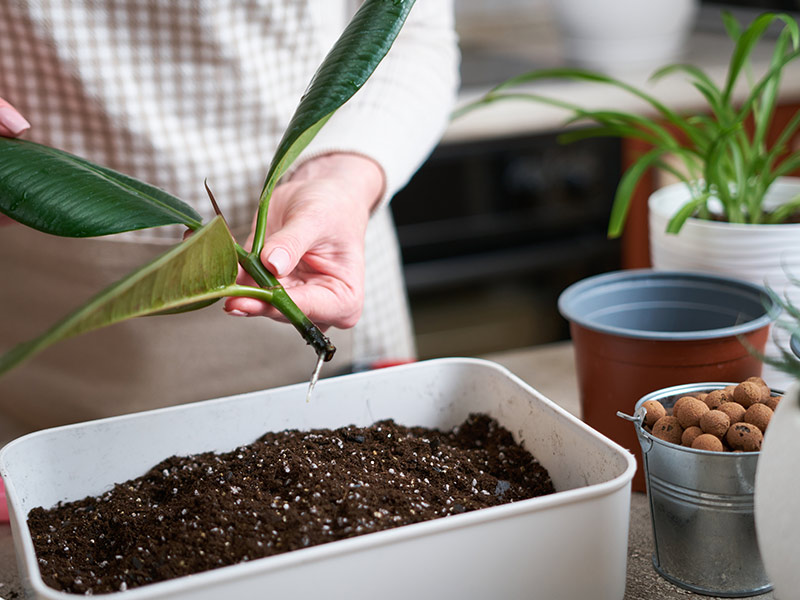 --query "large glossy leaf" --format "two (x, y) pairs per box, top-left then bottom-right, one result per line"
(263, 0), (414, 193)
(0, 217), (239, 375)
(0, 137), (203, 236)
(252, 0), (415, 251)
